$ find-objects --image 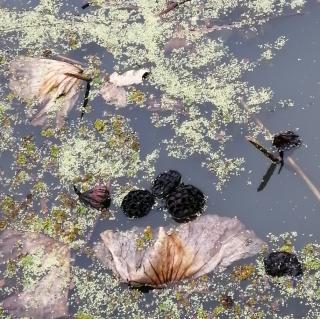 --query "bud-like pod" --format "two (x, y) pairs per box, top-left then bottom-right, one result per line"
(74, 184), (111, 210)
(272, 131), (302, 151)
